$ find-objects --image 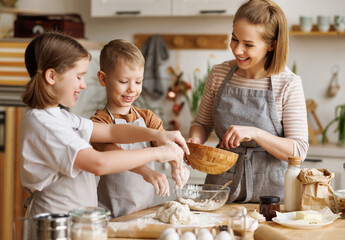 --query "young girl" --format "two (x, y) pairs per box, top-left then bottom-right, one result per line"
(20, 32), (189, 221)
(188, 0), (308, 202)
